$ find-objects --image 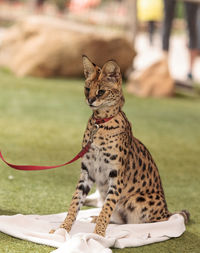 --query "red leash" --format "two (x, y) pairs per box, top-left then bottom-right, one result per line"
(0, 116), (113, 171)
(0, 142), (91, 171)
